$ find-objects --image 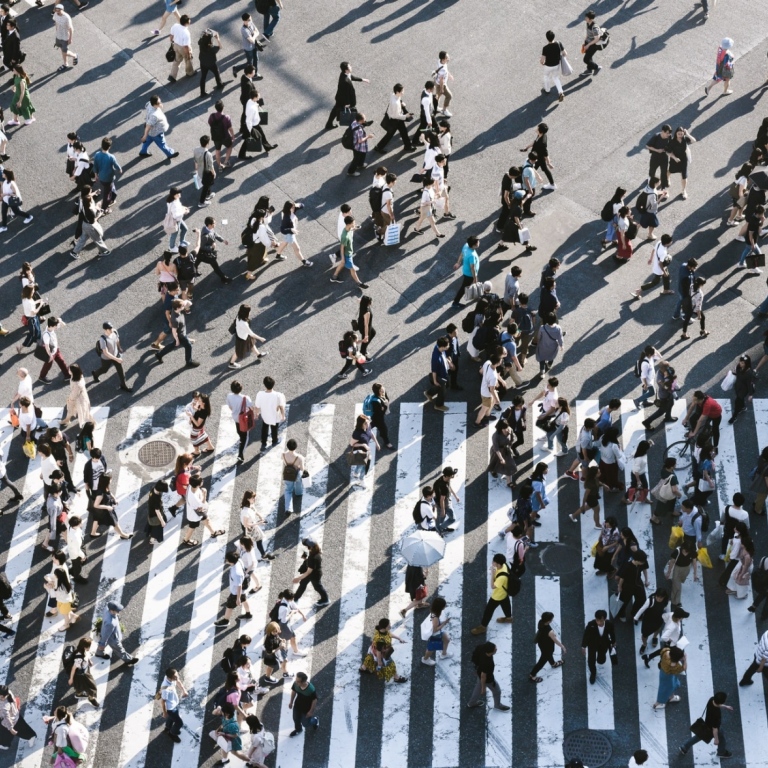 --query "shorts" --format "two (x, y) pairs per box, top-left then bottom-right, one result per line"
(225, 593), (239, 609)
(282, 233), (296, 244)
(57, 601), (72, 616)
(344, 255), (355, 270)
(178, 279), (195, 293)
(584, 490), (600, 509)
(54, 38), (69, 53)
(164, 0), (178, 12)
(213, 136), (233, 150)
(481, 396), (492, 408)
(420, 204), (434, 220)
(427, 634), (443, 652)
(187, 519), (201, 529)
